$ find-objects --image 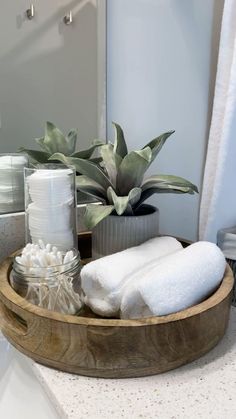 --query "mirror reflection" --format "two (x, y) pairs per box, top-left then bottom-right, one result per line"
(0, 0), (106, 212)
